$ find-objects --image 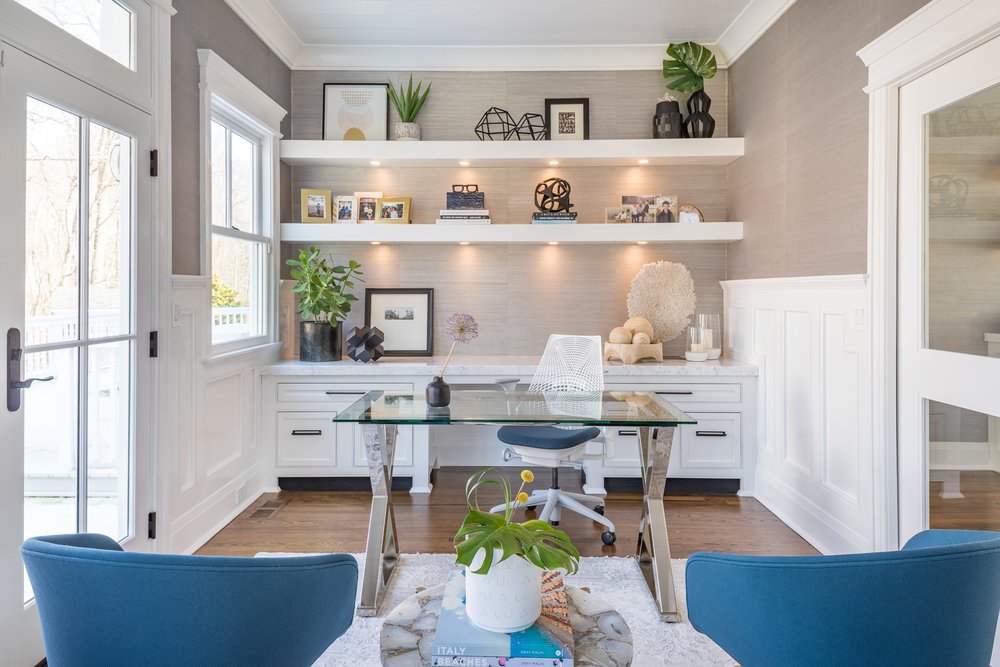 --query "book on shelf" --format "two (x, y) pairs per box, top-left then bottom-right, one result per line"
(435, 218), (492, 225)
(441, 209), (489, 216)
(531, 212), (578, 224)
(531, 218), (577, 224)
(431, 569), (574, 667)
